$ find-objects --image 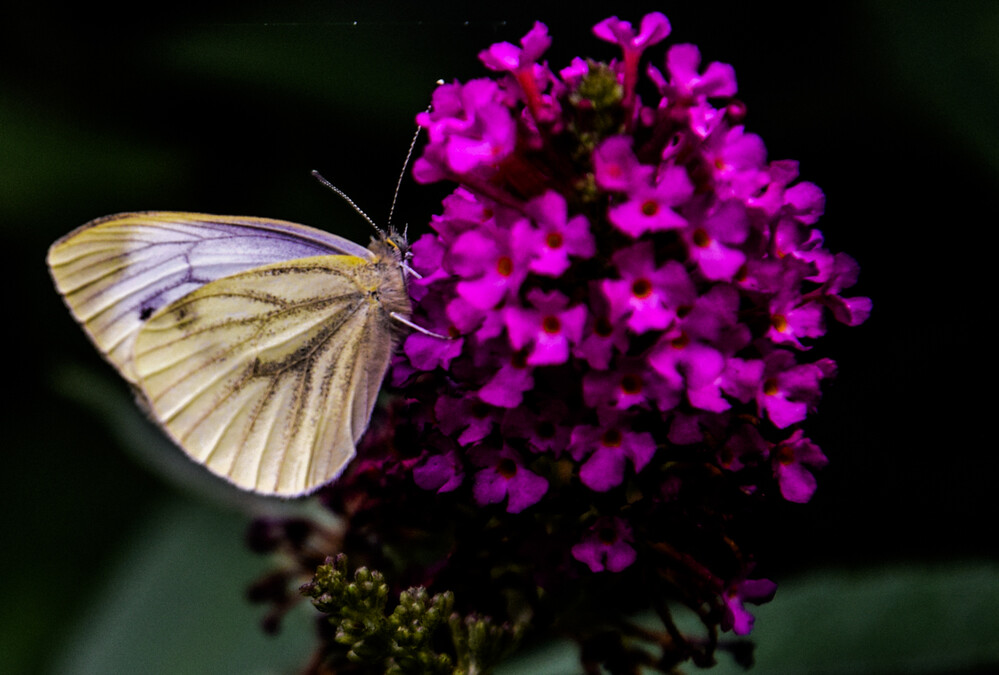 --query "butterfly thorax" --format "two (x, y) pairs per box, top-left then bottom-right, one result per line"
(365, 238), (412, 328)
